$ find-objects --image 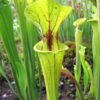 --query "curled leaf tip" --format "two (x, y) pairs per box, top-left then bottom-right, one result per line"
(73, 18), (86, 27)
